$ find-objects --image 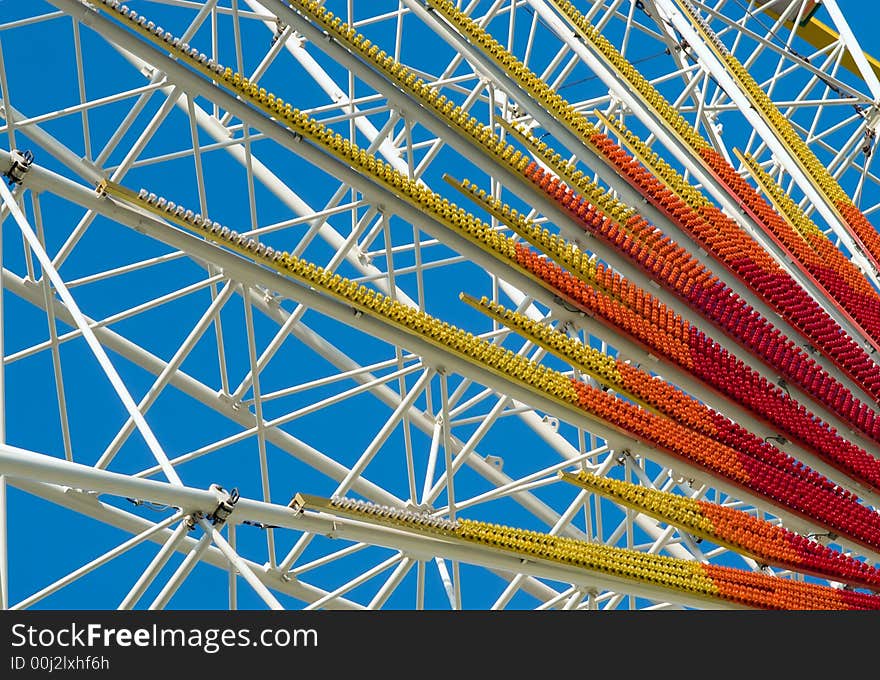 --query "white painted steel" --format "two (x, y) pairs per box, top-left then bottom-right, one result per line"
(0, 0), (878, 611)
